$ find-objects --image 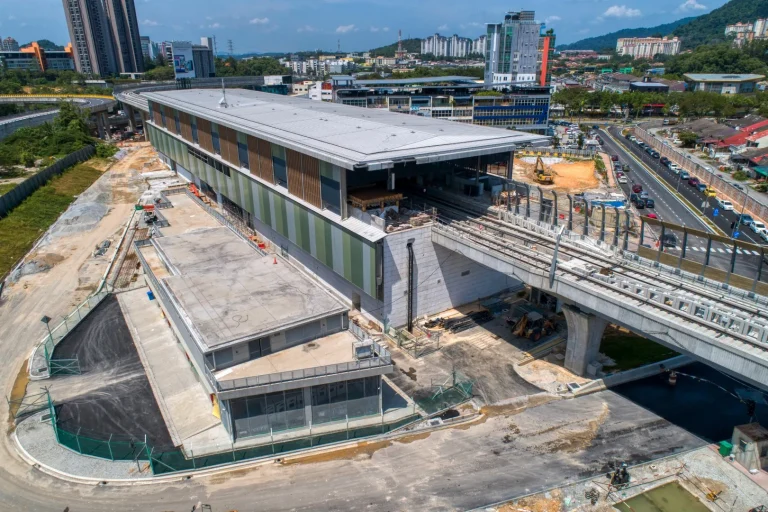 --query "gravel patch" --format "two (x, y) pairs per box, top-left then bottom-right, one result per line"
(16, 411), (153, 480)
